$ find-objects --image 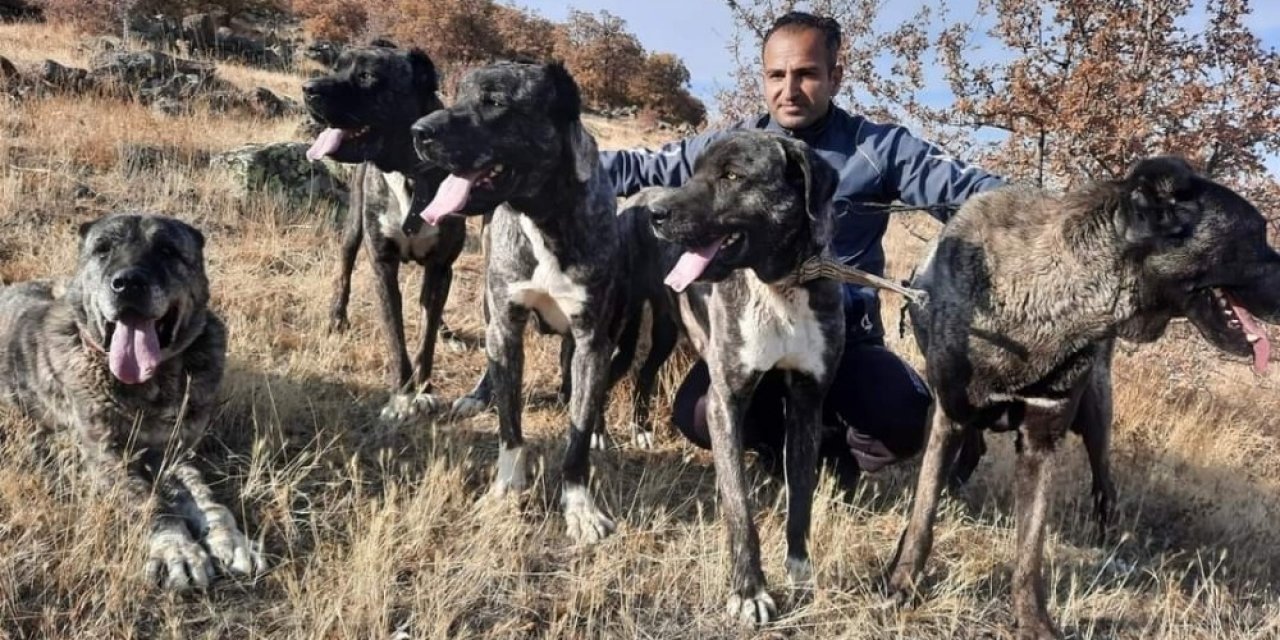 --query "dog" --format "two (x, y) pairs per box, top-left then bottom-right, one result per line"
(410, 60), (636, 543)
(0, 214), (265, 590)
(886, 156), (1280, 639)
(302, 41), (467, 421)
(621, 129), (846, 625)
